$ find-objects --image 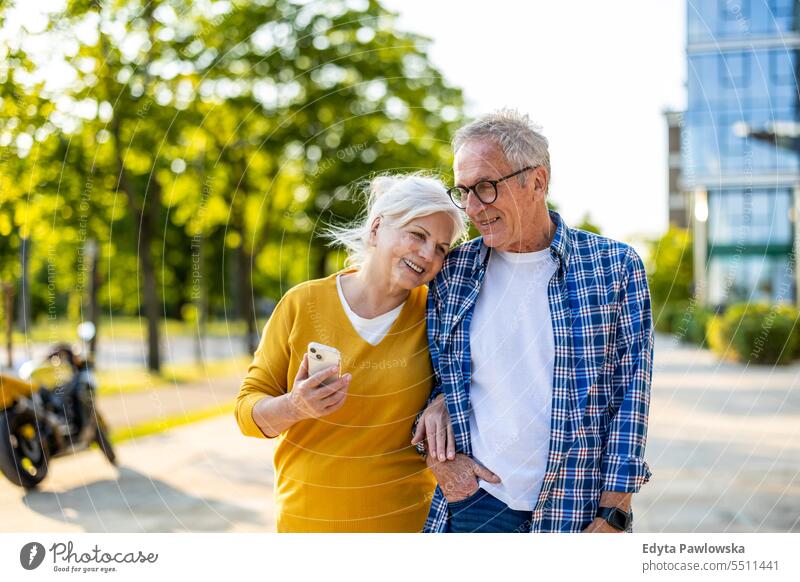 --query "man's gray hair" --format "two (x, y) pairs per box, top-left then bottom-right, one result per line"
(452, 108), (551, 191)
